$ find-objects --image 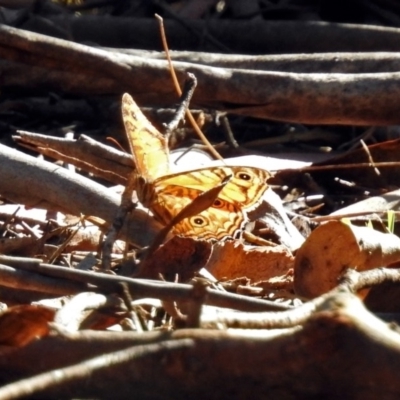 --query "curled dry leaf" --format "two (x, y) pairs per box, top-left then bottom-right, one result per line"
(54, 293), (128, 331)
(207, 240), (294, 282)
(294, 220), (400, 298)
(0, 305), (55, 347)
(138, 236), (213, 281)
